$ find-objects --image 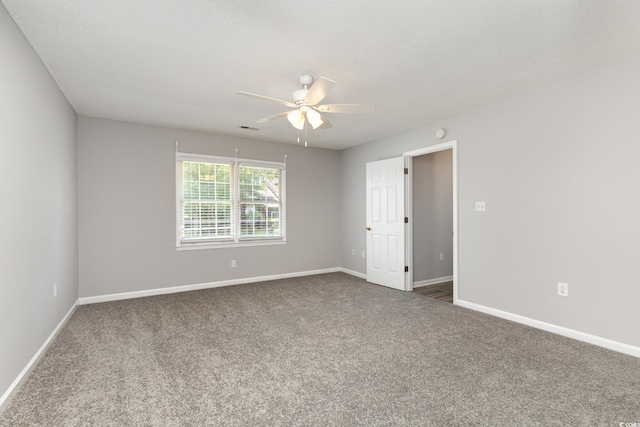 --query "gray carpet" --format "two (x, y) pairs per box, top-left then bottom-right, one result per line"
(1, 273), (639, 426)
